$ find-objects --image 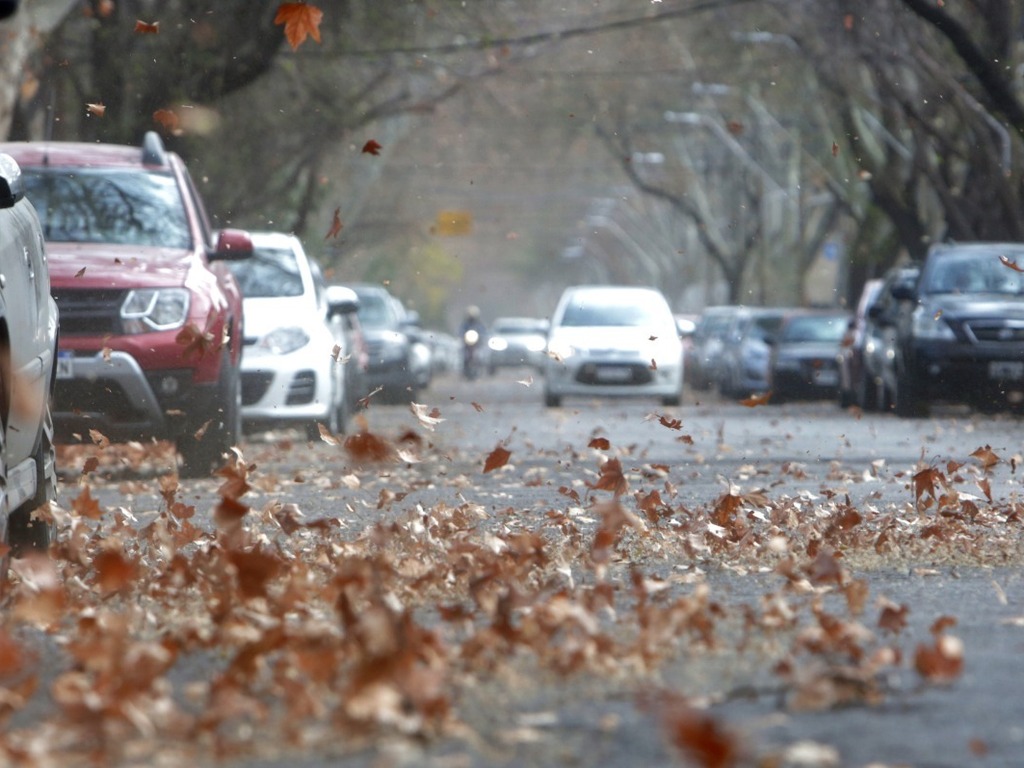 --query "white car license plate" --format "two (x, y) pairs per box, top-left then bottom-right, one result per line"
(989, 361), (1024, 380)
(812, 369), (838, 387)
(56, 351), (74, 379)
(595, 366), (632, 383)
